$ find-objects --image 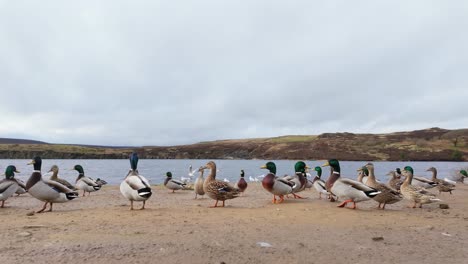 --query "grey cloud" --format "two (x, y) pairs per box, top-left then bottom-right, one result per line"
(1, 1), (467, 145)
